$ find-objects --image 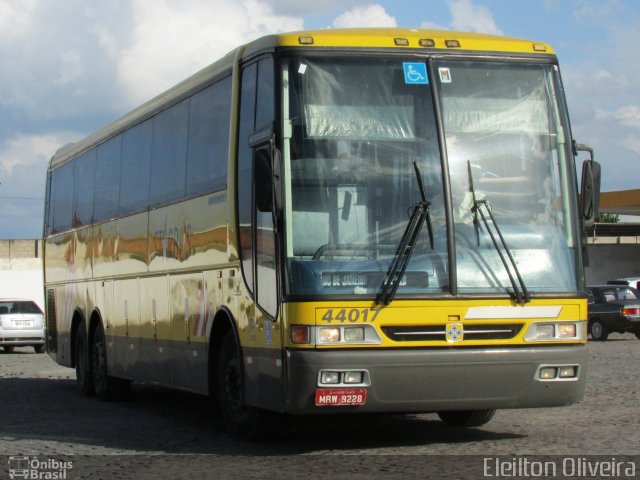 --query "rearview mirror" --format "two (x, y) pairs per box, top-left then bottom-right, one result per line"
(576, 143), (600, 228)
